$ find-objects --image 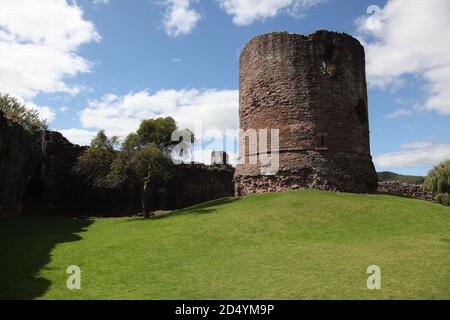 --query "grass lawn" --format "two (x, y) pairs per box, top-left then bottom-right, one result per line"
(0, 190), (449, 300)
